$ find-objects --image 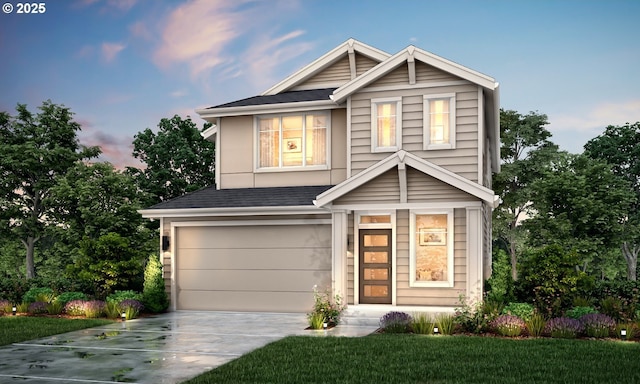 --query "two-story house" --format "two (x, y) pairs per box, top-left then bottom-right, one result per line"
(140, 39), (500, 313)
